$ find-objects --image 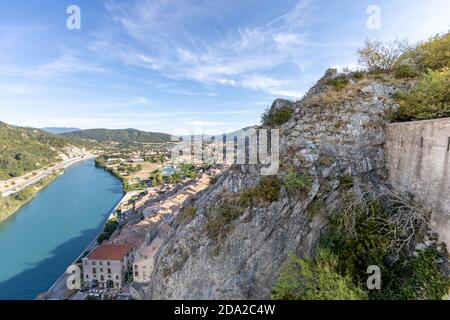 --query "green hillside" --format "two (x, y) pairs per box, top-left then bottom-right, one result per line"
(0, 121), (92, 180)
(63, 128), (172, 144)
